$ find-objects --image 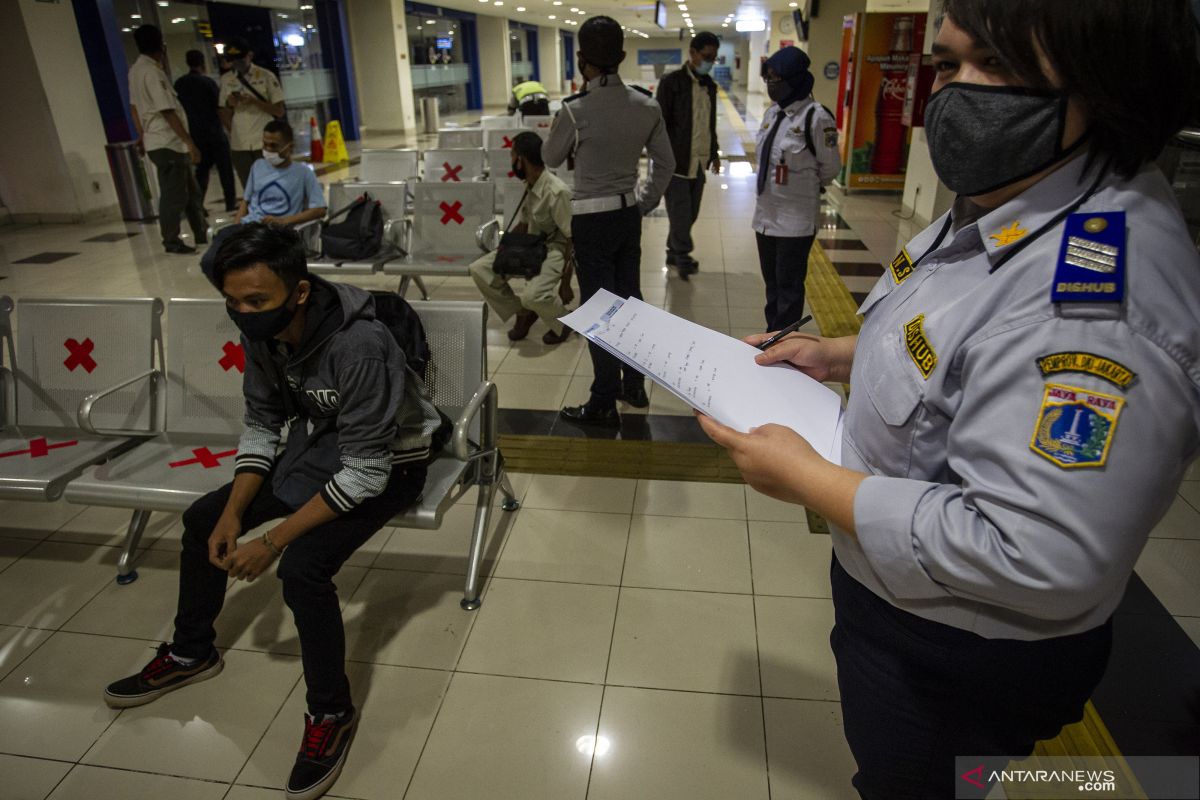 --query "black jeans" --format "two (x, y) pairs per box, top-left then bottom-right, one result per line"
(572, 205), (645, 406)
(147, 148), (206, 248)
(172, 464), (427, 714)
(195, 136), (237, 211)
(830, 556), (1113, 800)
(665, 165), (705, 260)
(755, 231), (814, 331)
(231, 149), (261, 194)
